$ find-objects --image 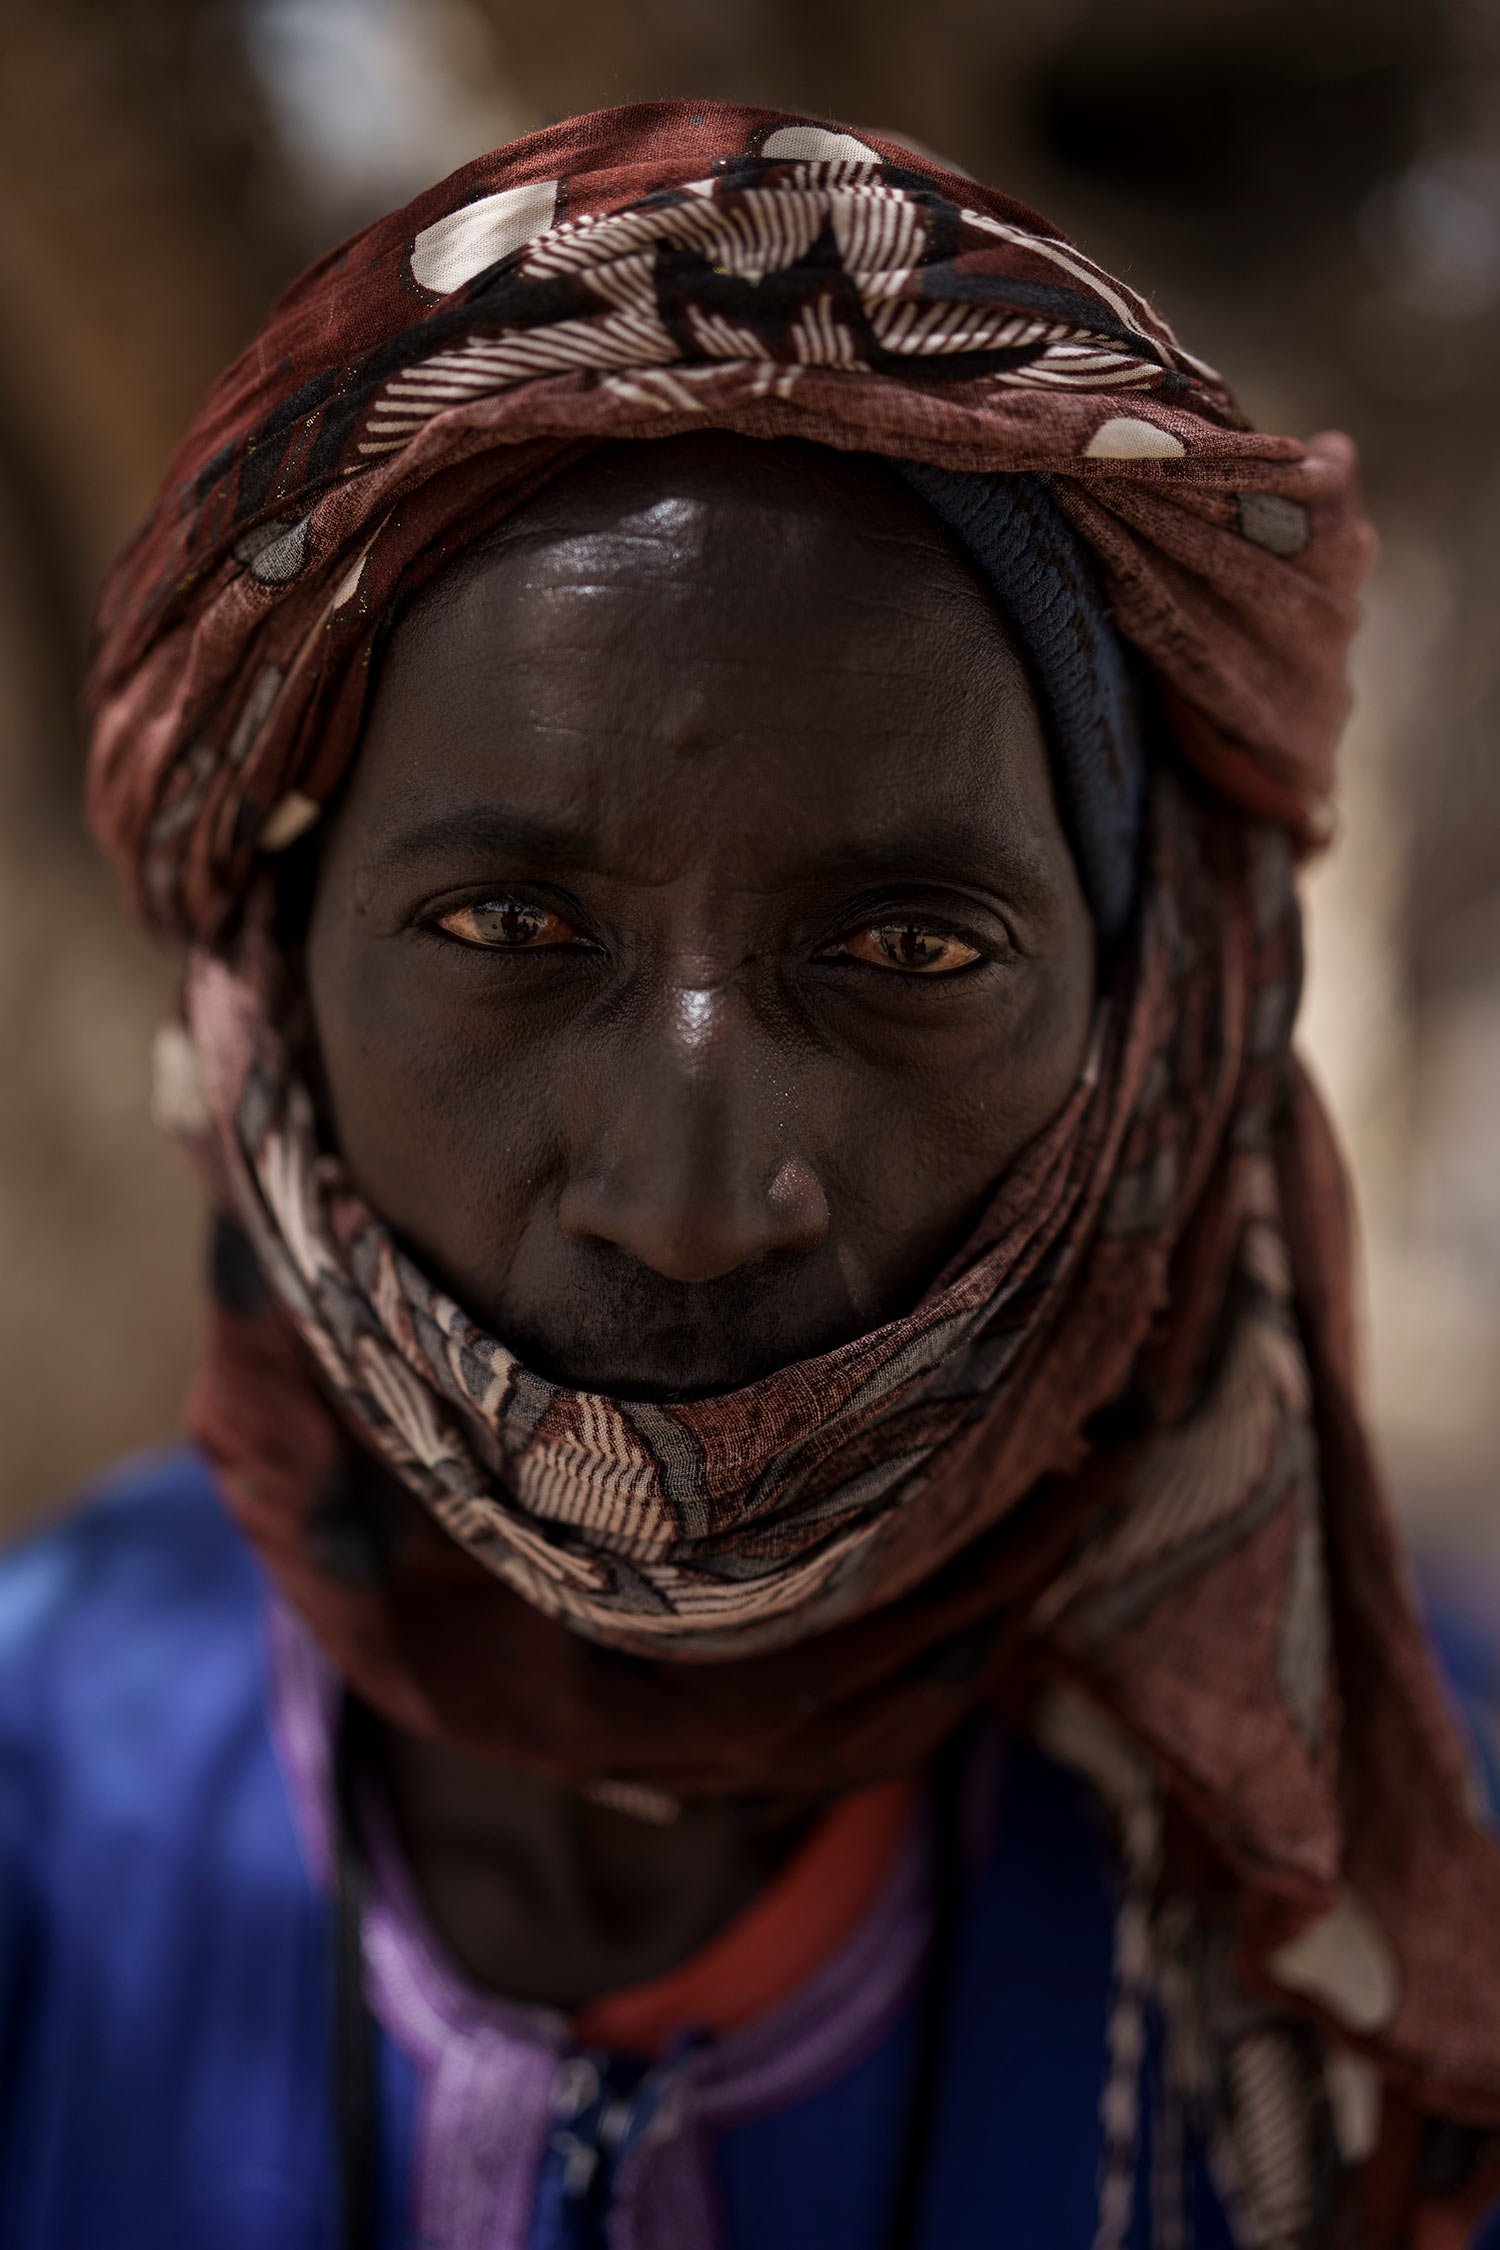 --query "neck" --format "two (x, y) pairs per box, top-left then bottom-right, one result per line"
(370, 1716), (811, 2010)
